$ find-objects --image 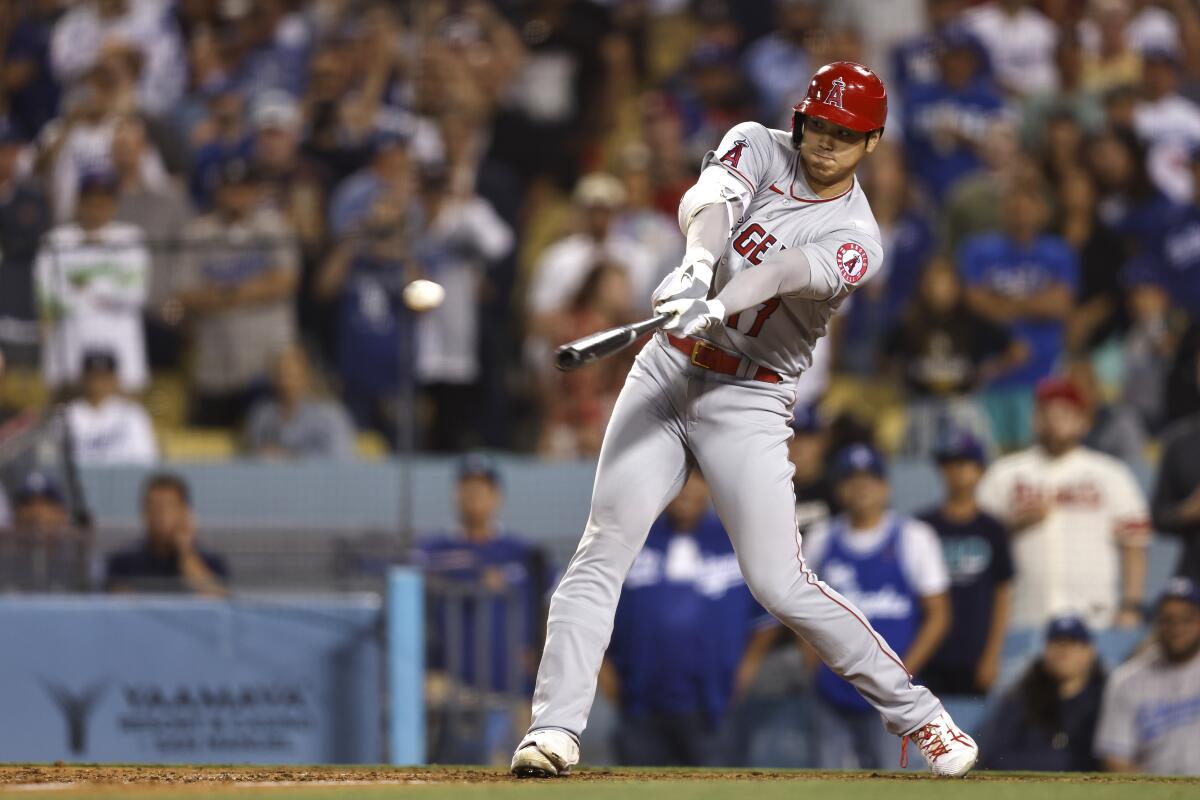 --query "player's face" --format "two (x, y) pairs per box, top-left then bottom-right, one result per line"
(798, 117), (878, 188)
(1157, 599), (1200, 662)
(838, 472), (889, 522)
(458, 477), (501, 530)
(1042, 638), (1096, 683)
